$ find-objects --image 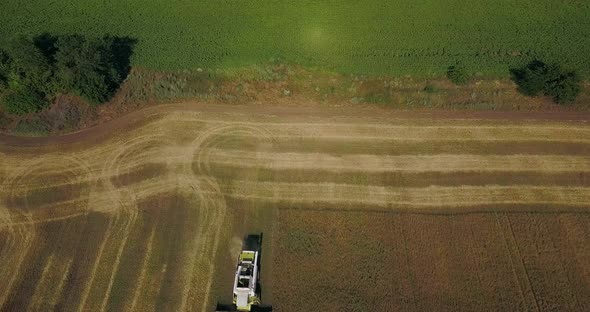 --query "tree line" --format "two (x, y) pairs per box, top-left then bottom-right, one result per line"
(0, 34), (136, 115)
